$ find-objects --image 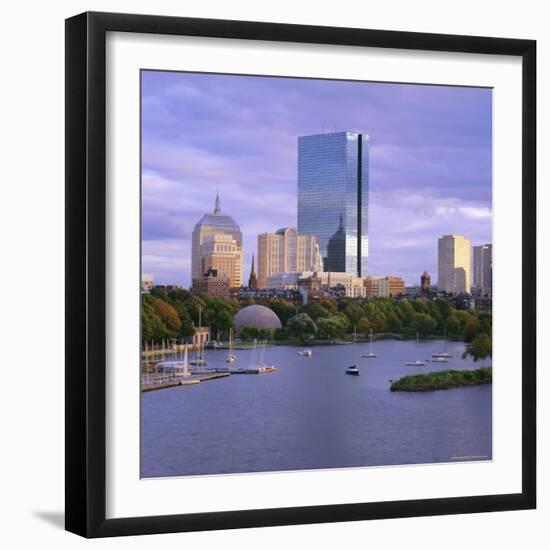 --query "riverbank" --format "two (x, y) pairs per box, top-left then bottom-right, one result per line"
(390, 367), (492, 392)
